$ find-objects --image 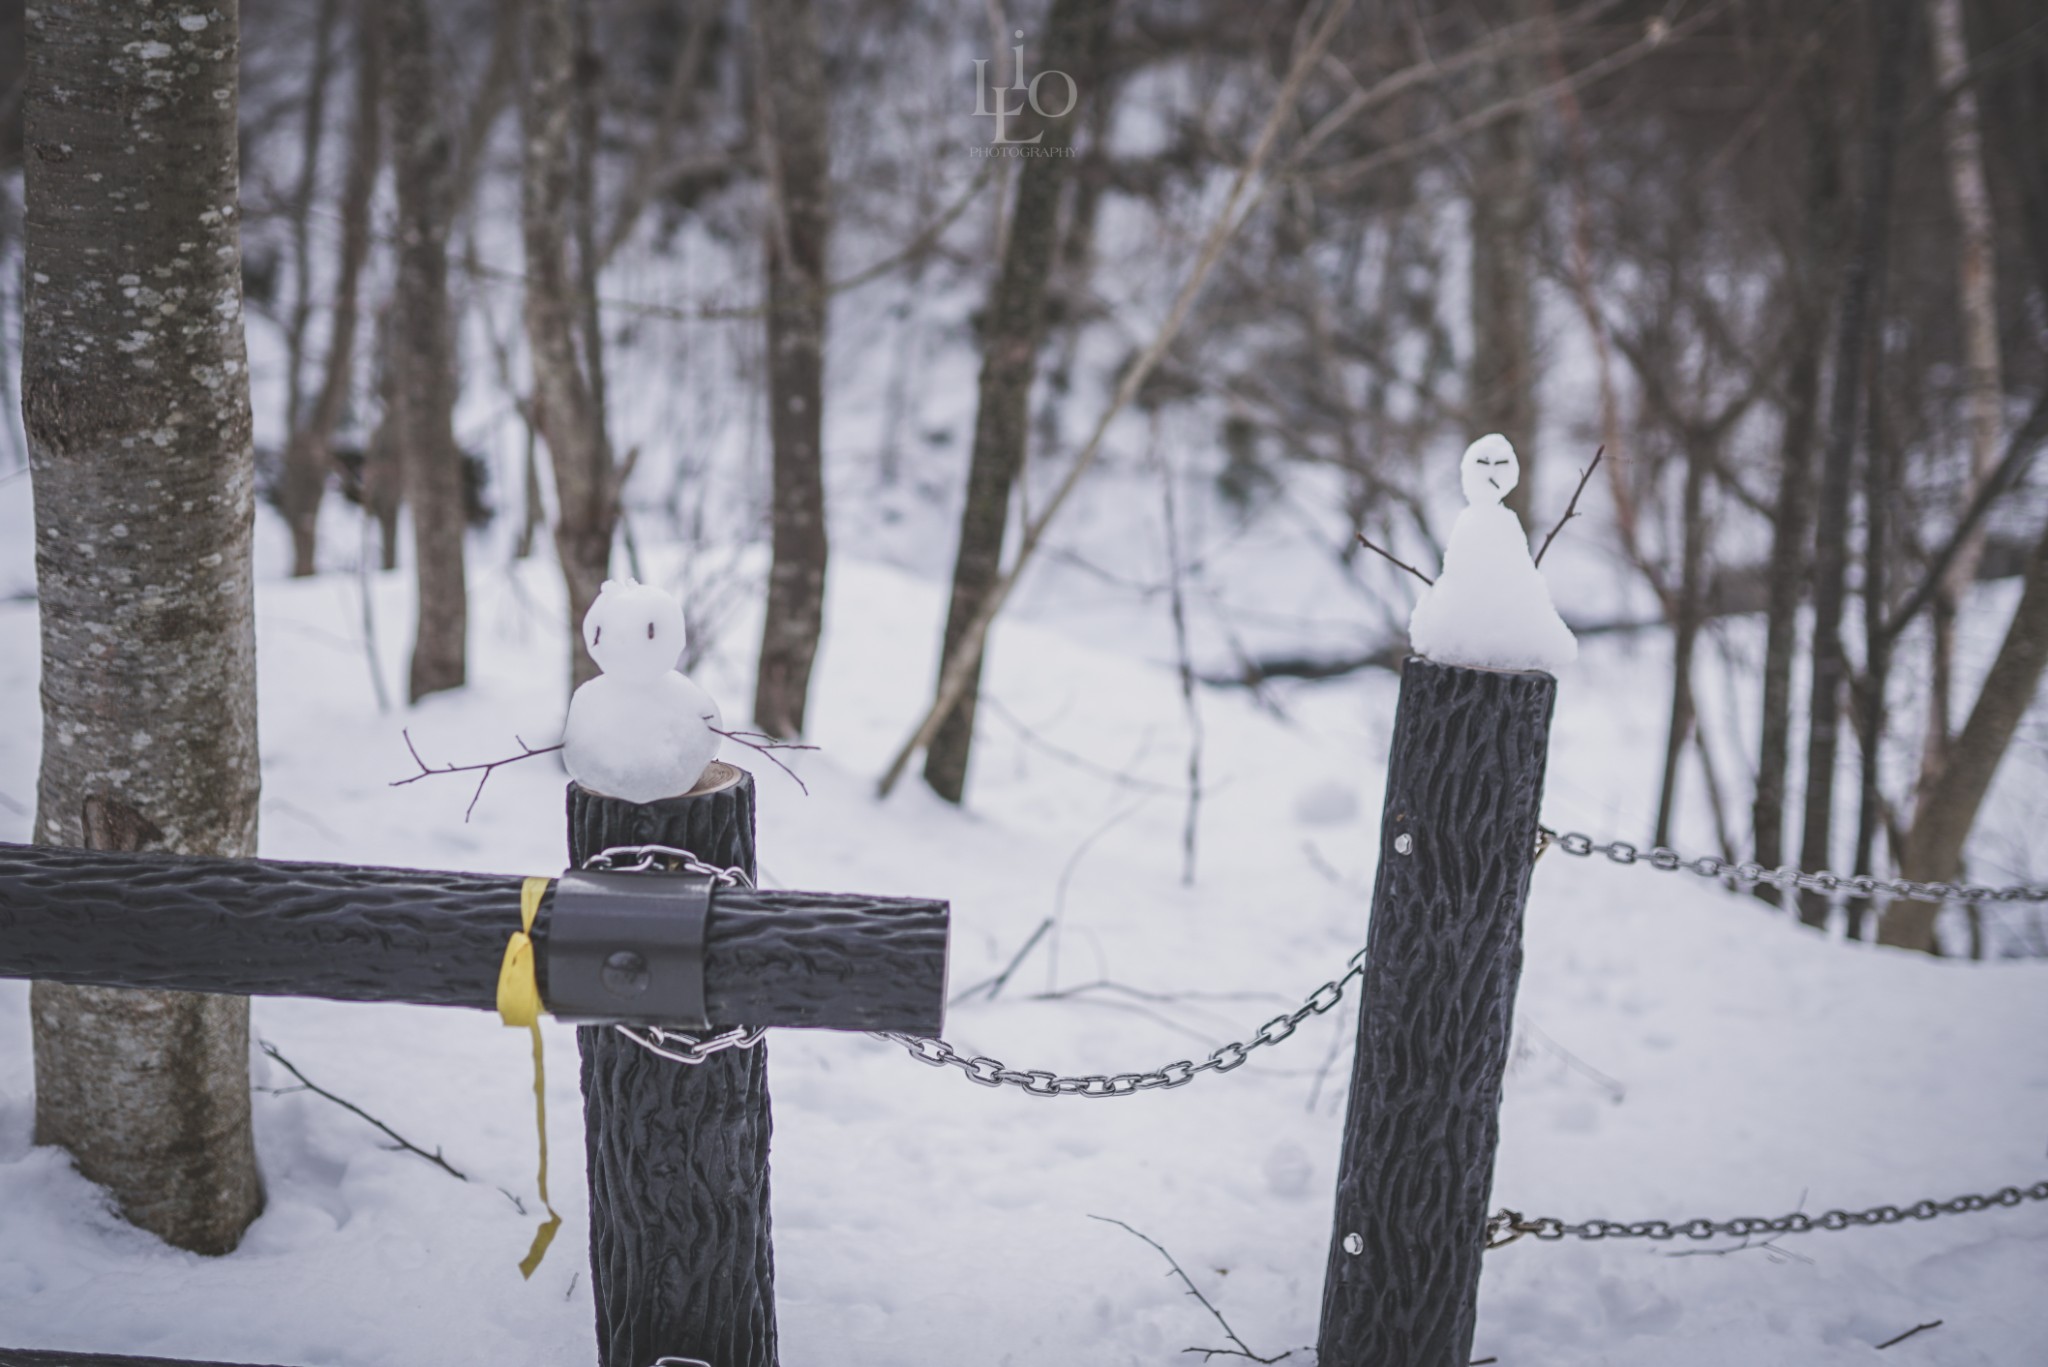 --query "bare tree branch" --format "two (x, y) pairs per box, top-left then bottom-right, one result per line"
(876, 0), (1361, 798)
